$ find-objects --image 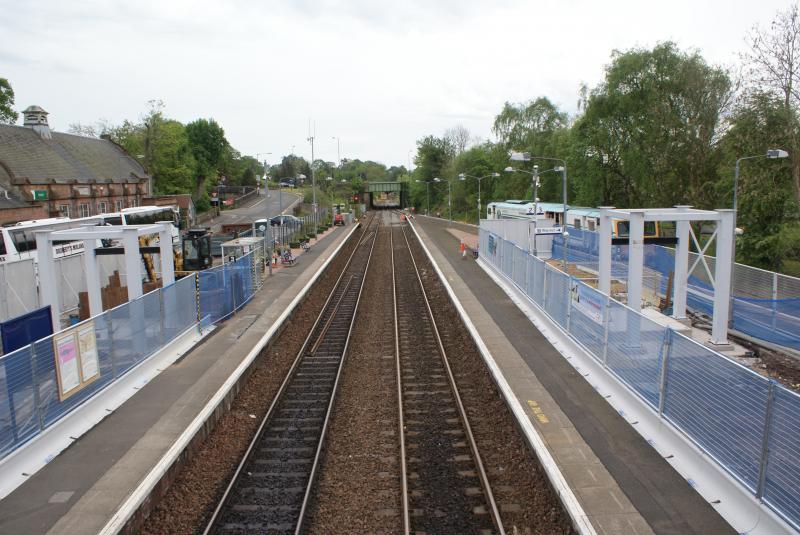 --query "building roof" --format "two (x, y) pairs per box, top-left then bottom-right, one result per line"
(0, 124), (149, 184)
